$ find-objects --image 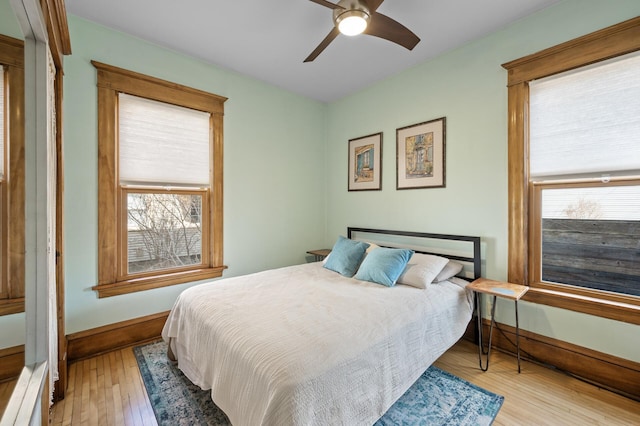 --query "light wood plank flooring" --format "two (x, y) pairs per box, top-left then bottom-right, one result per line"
(435, 341), (640, 426)
(0, 379), (17, 419)
(2, 339), (638, 425)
